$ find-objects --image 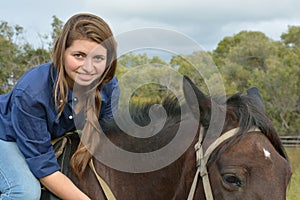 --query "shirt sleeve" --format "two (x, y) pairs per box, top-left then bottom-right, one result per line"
(11, 89), (60, 178)
(100, 77), (120, 119)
